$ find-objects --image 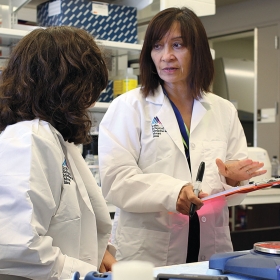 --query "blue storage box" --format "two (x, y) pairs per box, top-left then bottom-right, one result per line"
(37, 0), (138, 43)
(98, 80), (113, 102)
